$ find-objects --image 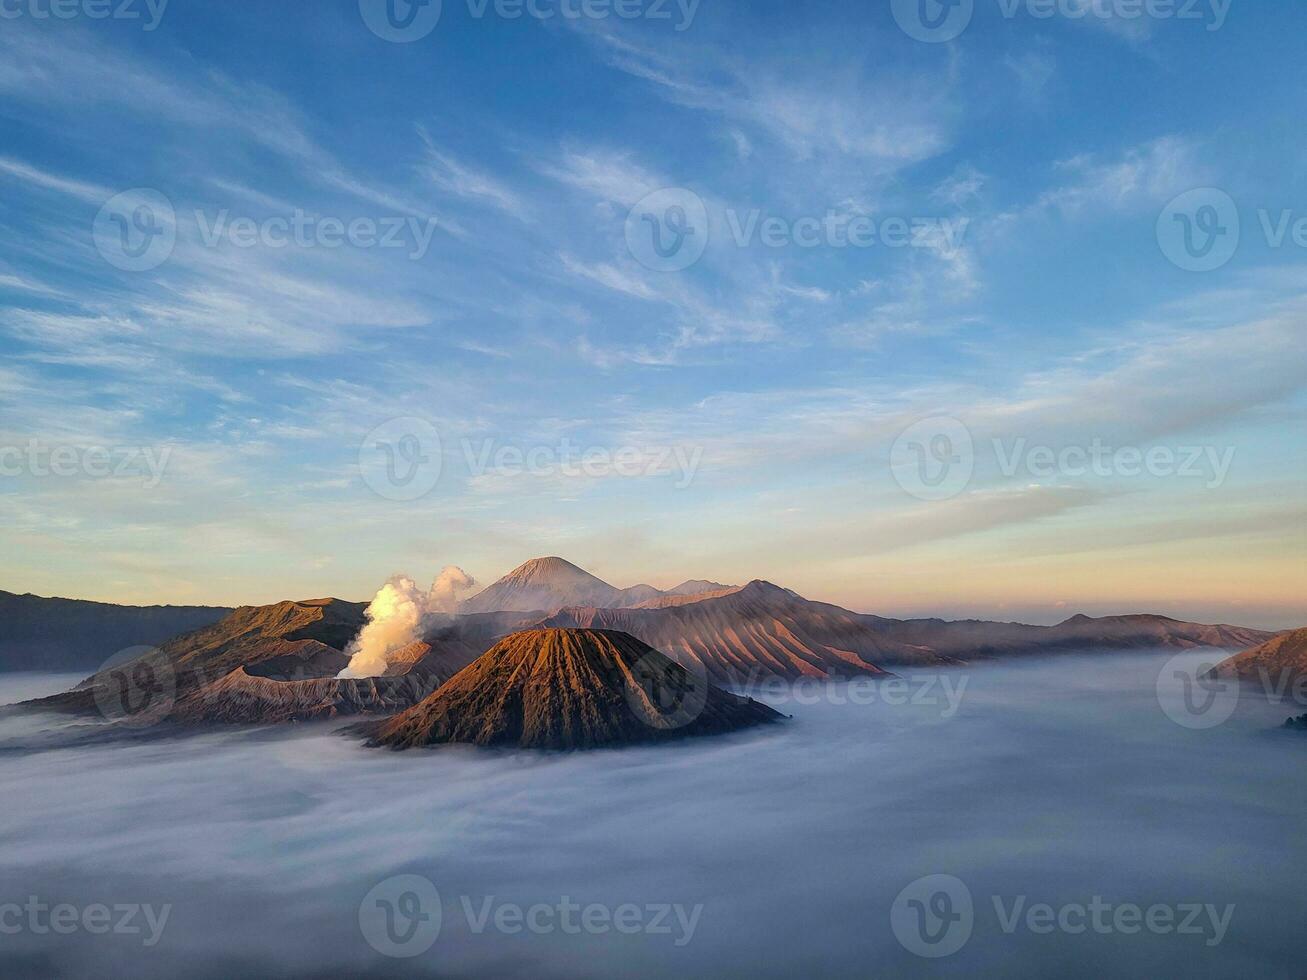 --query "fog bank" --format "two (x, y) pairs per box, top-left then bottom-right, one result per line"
(0, 653), (1303, 978)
